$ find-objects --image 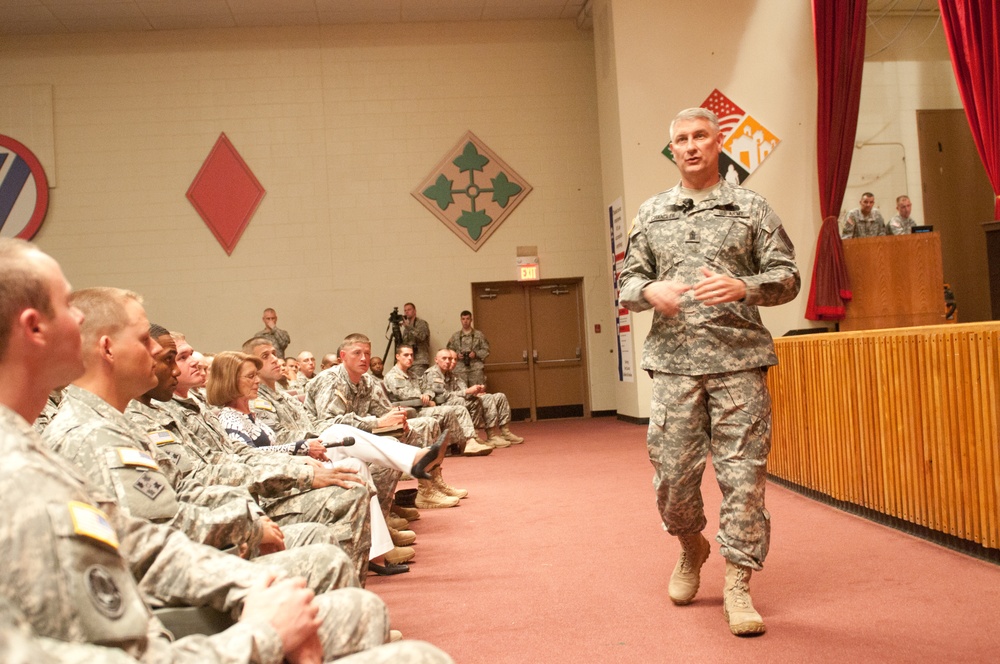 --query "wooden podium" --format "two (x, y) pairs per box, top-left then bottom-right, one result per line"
(840, 232), (946, 331)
